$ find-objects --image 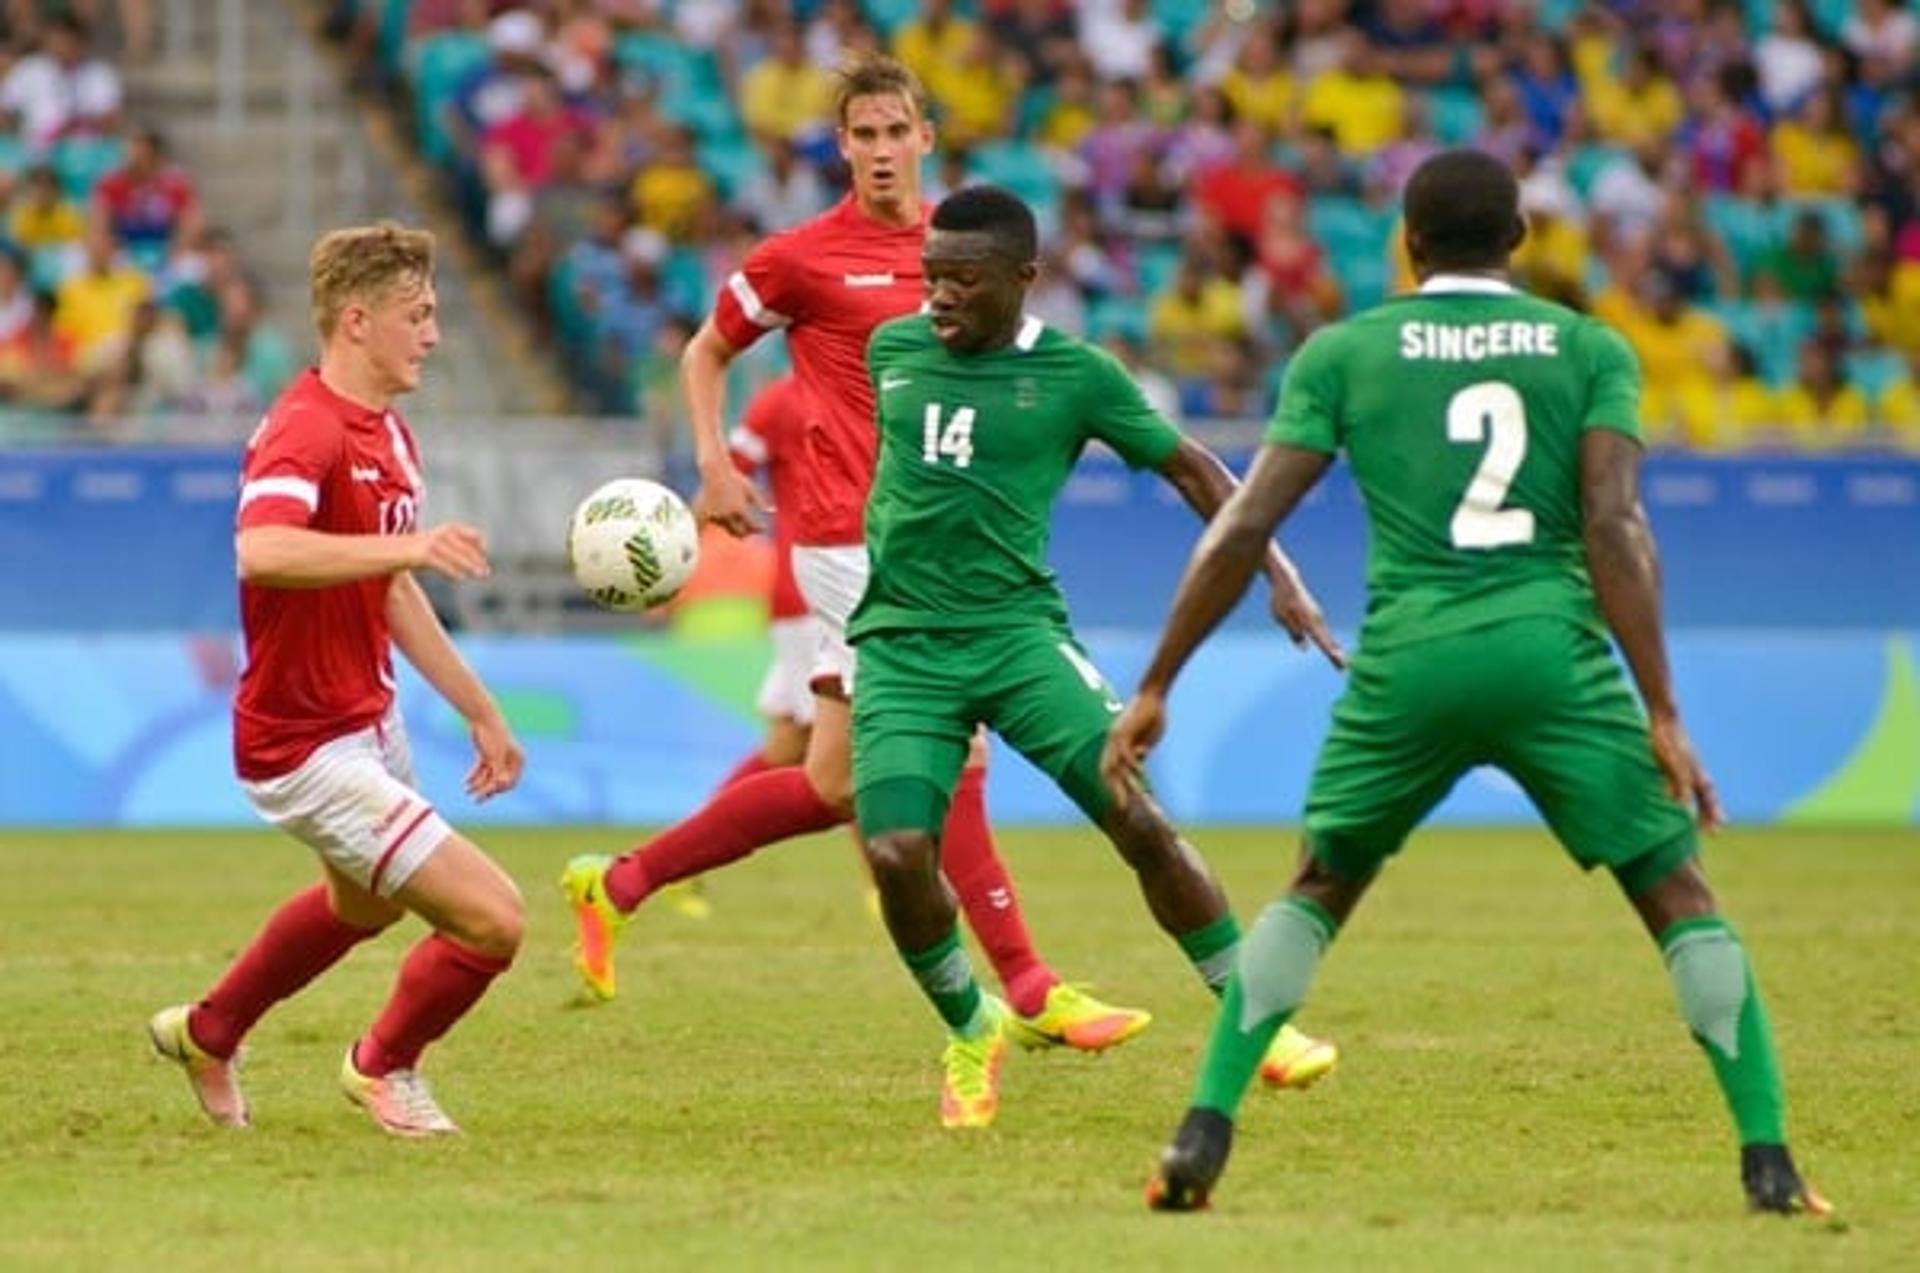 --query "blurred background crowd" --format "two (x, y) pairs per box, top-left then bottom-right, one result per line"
(0, 2), (296, 432)
(331, 0), (1920, 451)
(10, 0), (1920, 450)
